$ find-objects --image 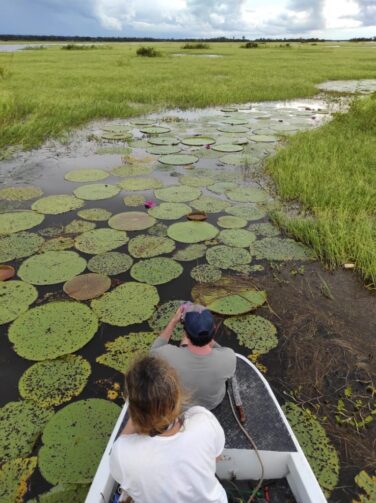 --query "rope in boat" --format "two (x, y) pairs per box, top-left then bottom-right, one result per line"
(227, 386), (265, 503)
